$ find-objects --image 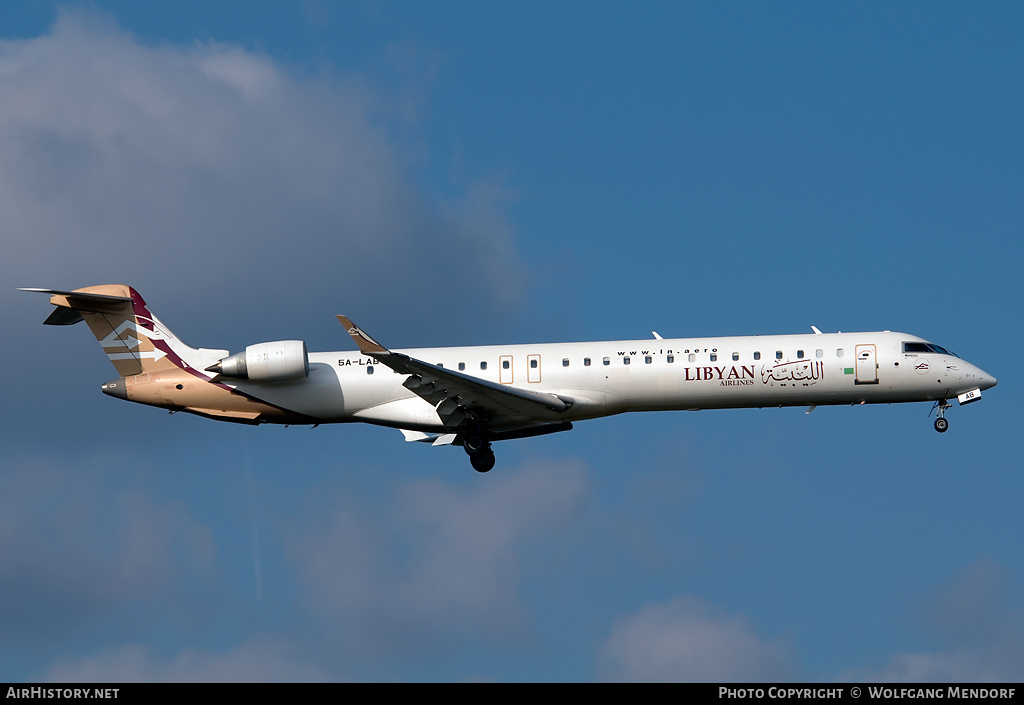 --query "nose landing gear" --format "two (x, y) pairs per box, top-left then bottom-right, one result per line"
(931, 400), (951, 433)
(463, 433), (496, 473)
